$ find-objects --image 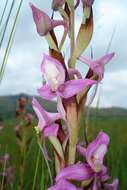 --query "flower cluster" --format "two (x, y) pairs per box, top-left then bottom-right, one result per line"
(30, 0), (118, 189)
(0, 153), (14, 186)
